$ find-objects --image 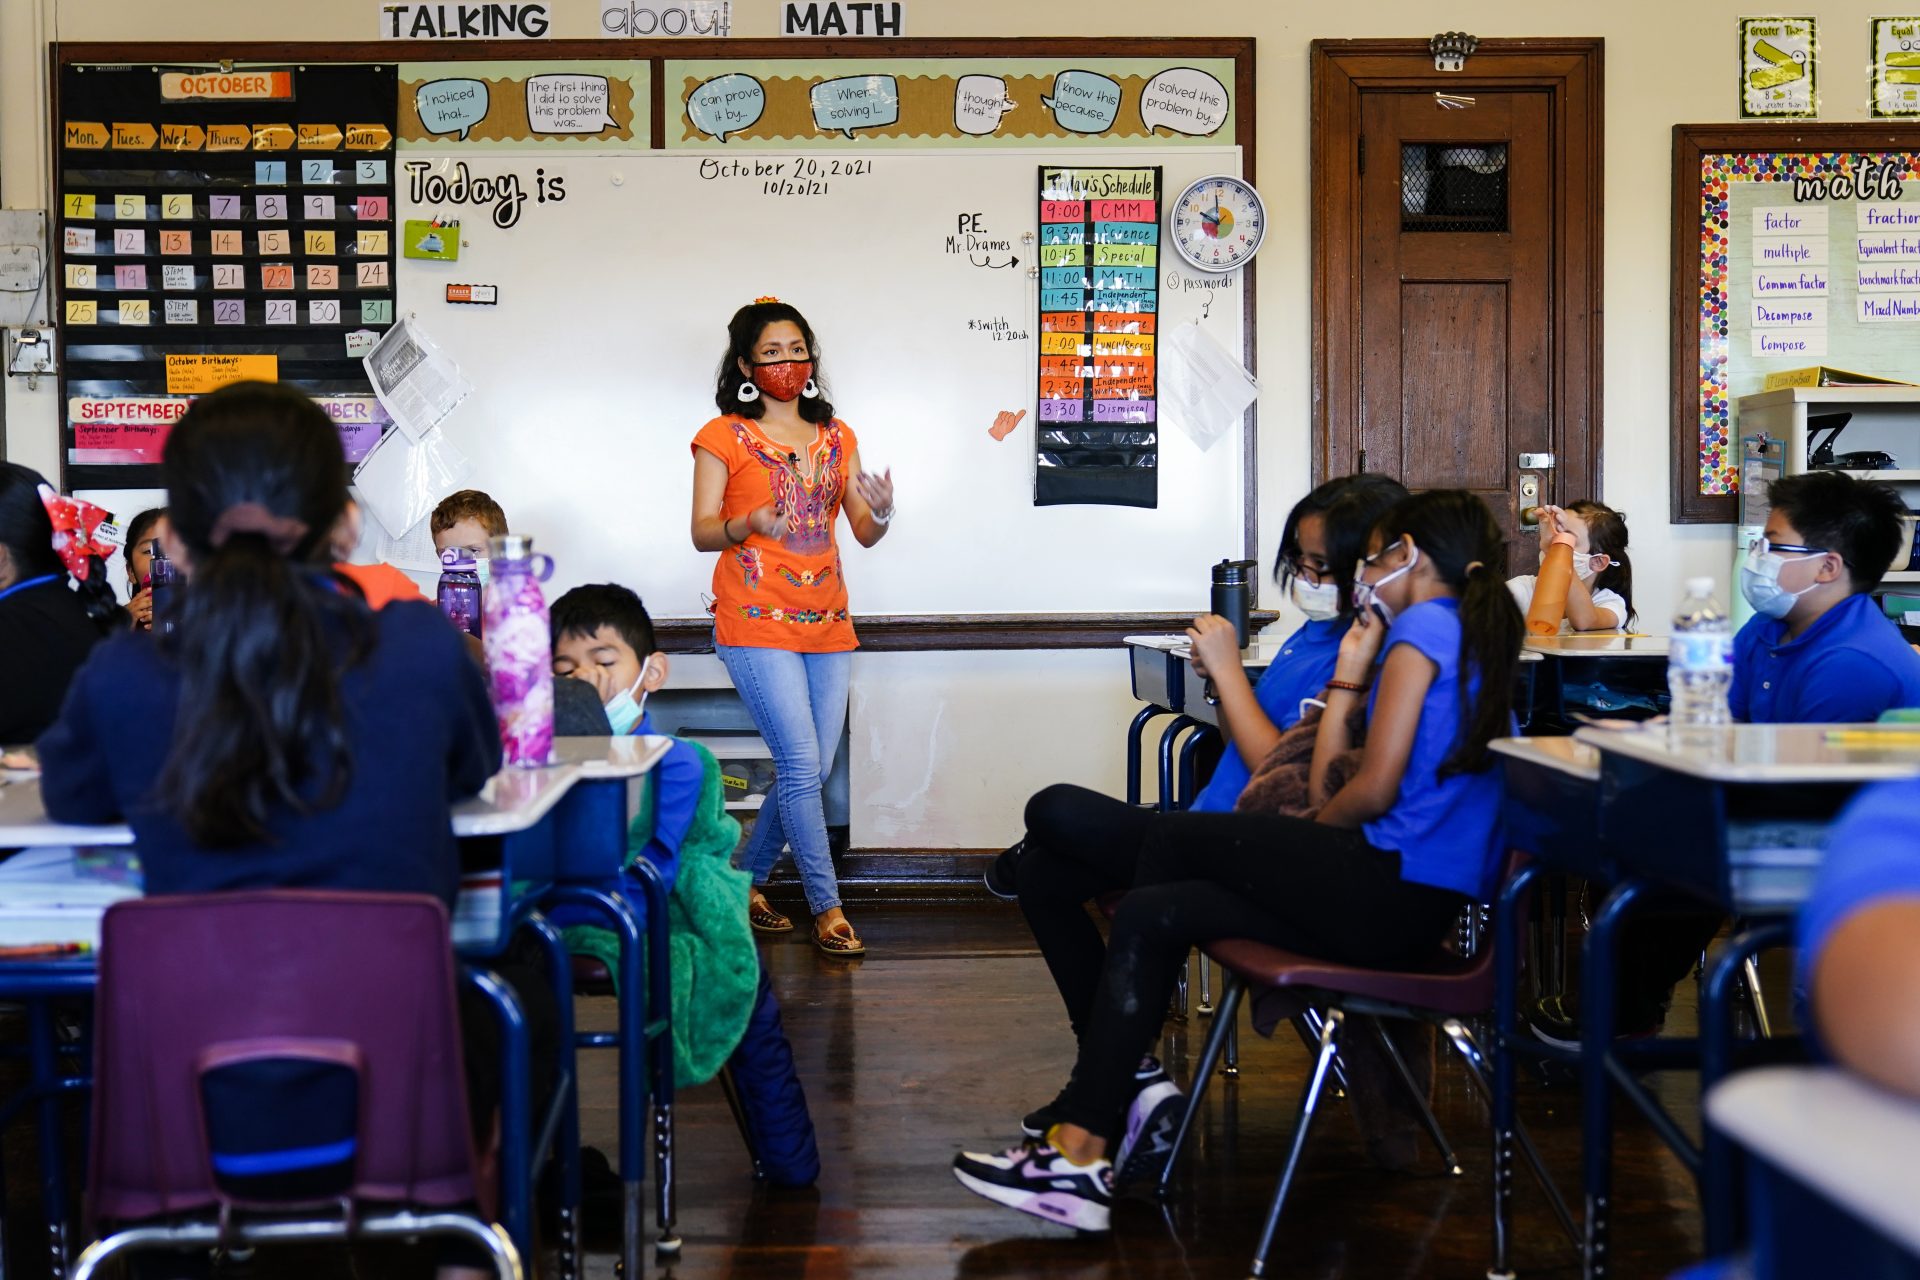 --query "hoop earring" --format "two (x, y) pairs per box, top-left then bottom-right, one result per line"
(801, 378), (821, 399)
(736, 380), (760, 403)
